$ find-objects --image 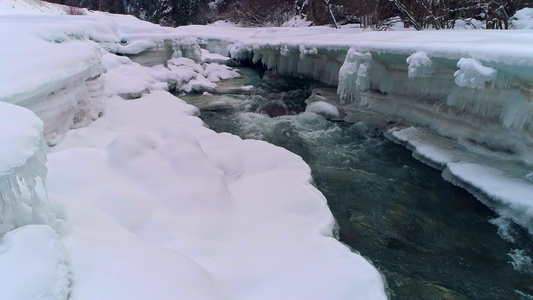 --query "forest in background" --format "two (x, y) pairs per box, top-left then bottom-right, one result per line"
(46, 0), (533, 29)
